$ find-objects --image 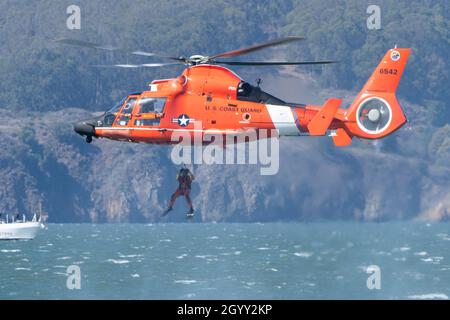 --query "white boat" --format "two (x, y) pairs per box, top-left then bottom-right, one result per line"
(0, 214), (44, 240)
